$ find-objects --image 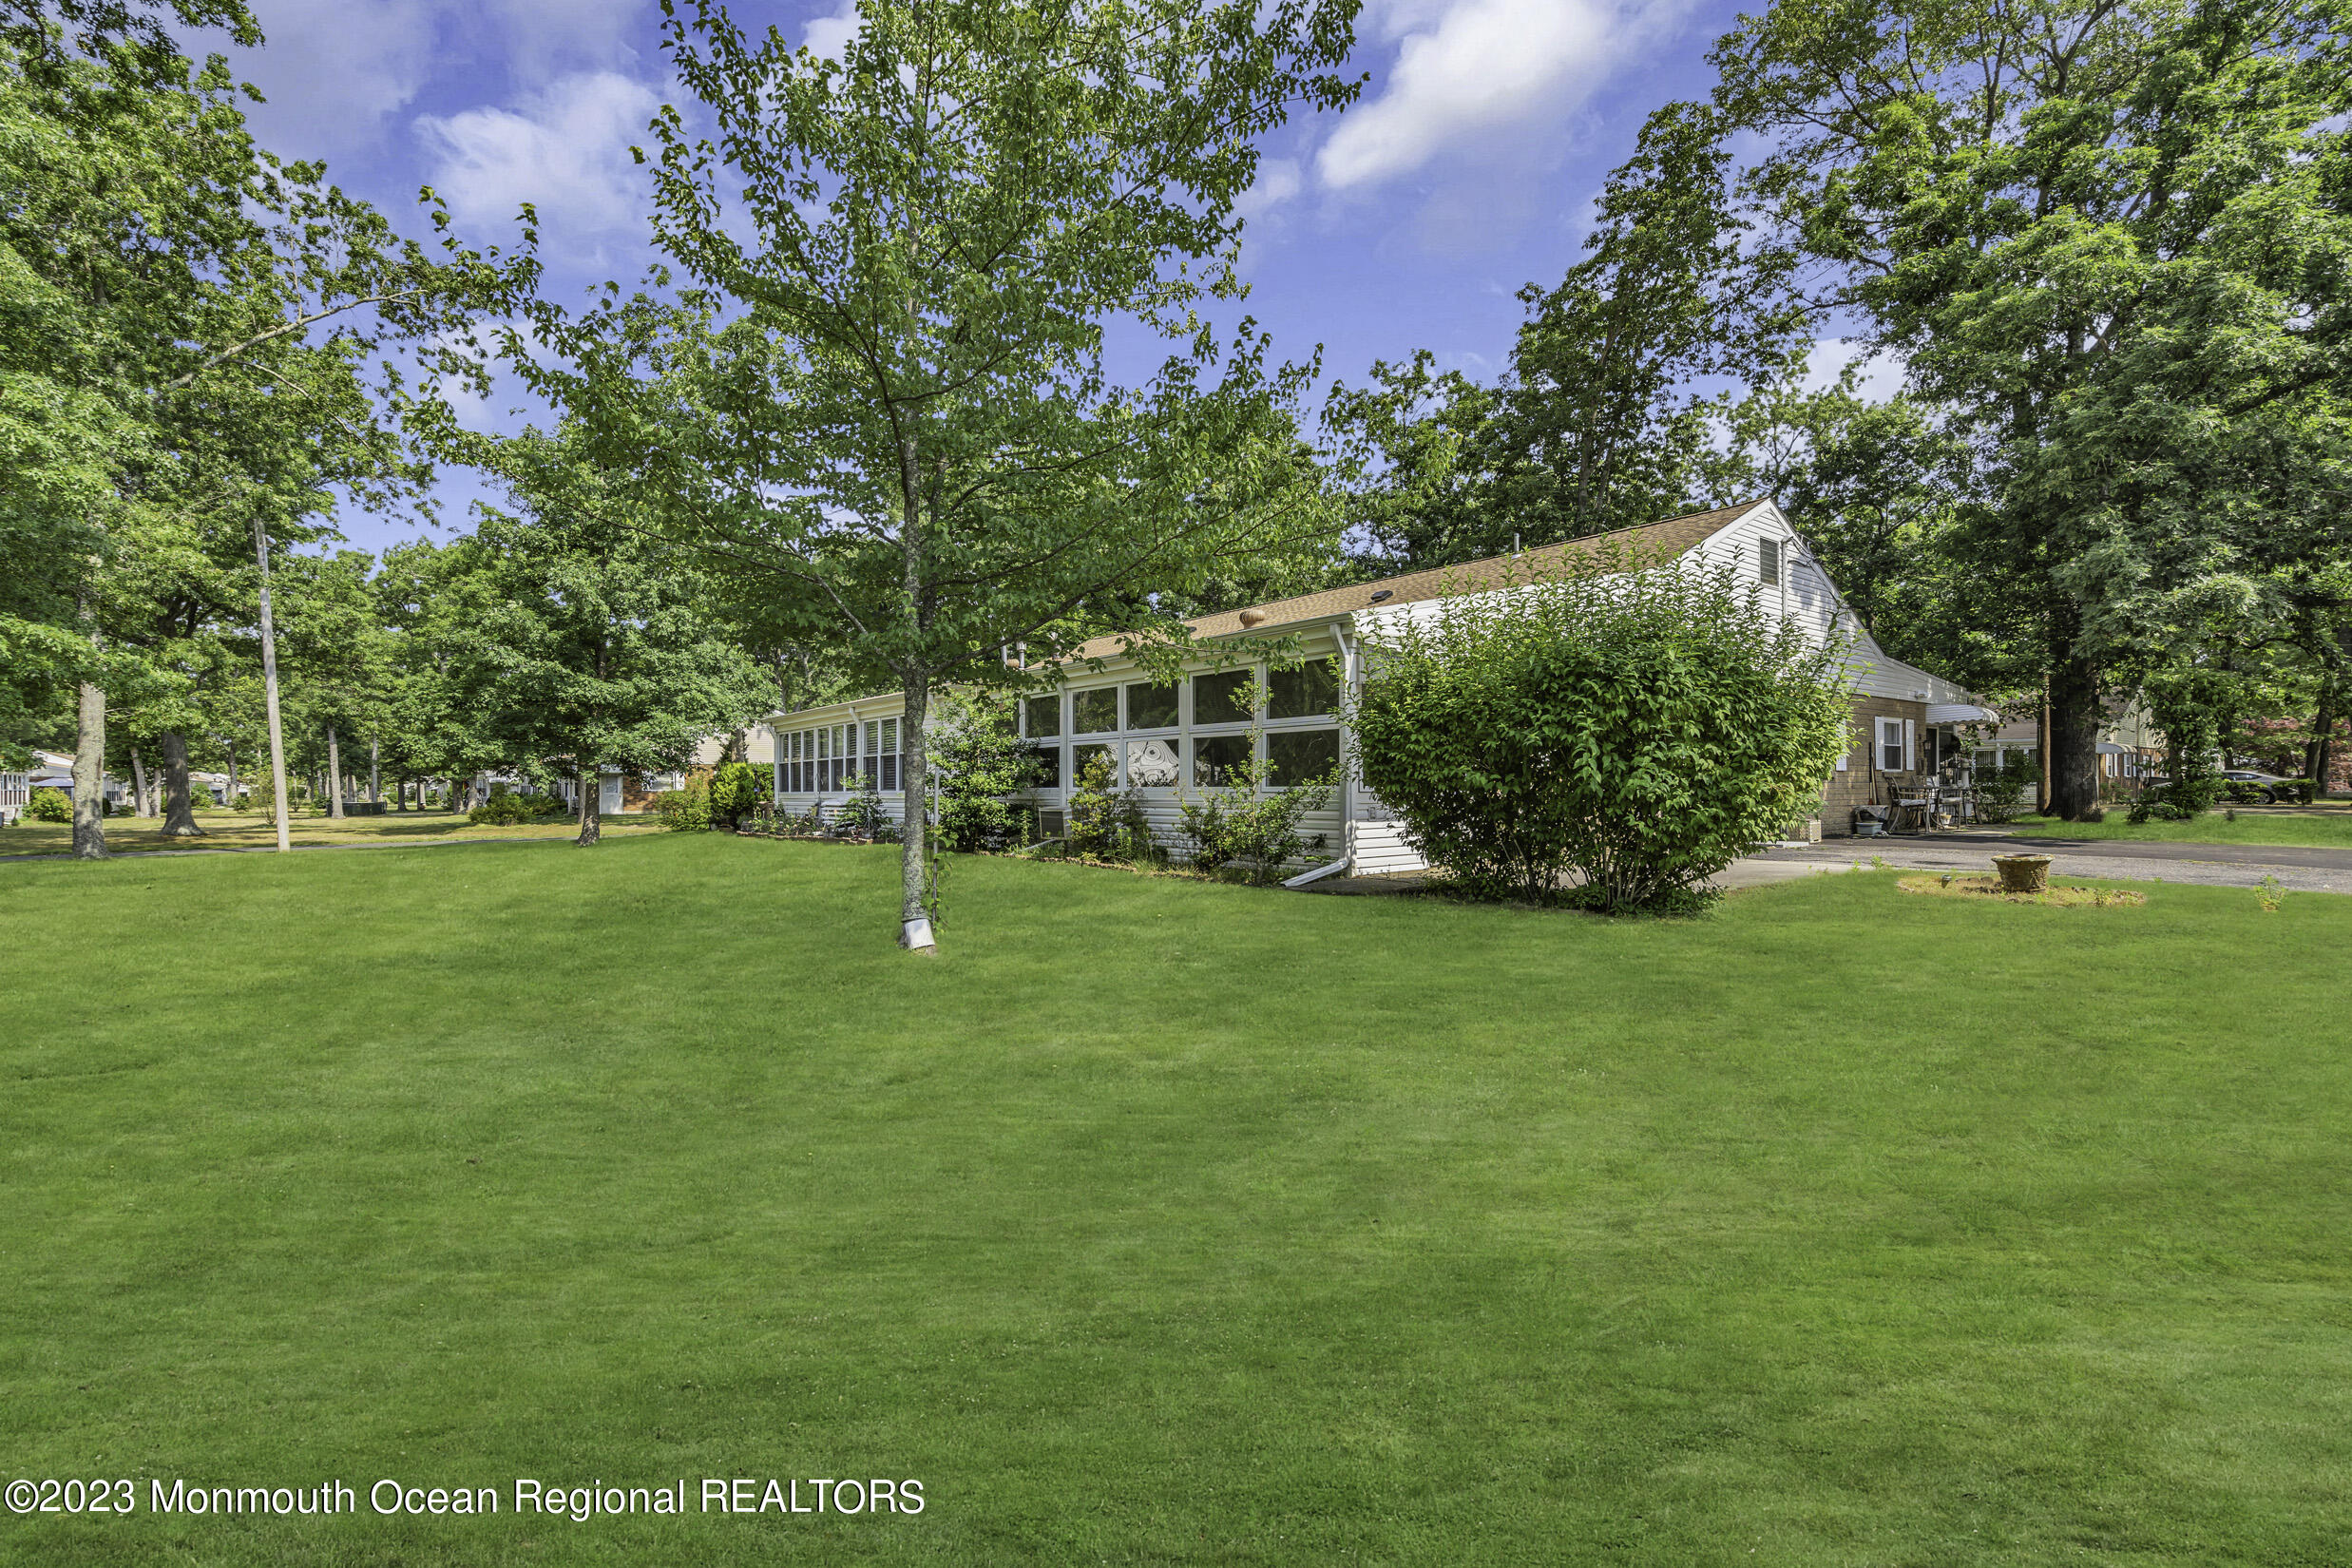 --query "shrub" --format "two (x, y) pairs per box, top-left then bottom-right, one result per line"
(2283, 776), (2317, 805)
(1353, 545), (1850, 910)
(928, 690), (1040, 851)
(2225, 779), (2267, 805)
(1973, 753), (2034, 824)
(1176, 748), (1334, 885)
(837, 774), (896, 840)
(708, 760), (763, 829)
(1065, 748), (1155, 862)
(28, 786), (70, 823)
(468, 791), (564, 827)
(655, 779), (713, 832)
